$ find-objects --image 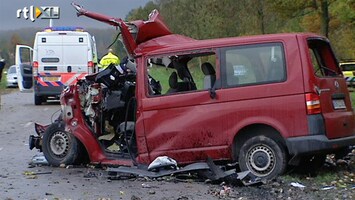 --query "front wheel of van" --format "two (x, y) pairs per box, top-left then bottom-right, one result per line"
(238, 135), (287, 180)
(42, 122), (80, 166)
